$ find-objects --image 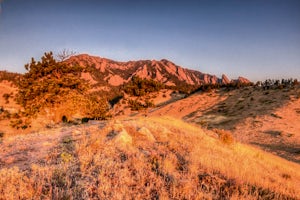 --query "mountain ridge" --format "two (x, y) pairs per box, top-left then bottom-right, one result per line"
(65, 54), (251, 89)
